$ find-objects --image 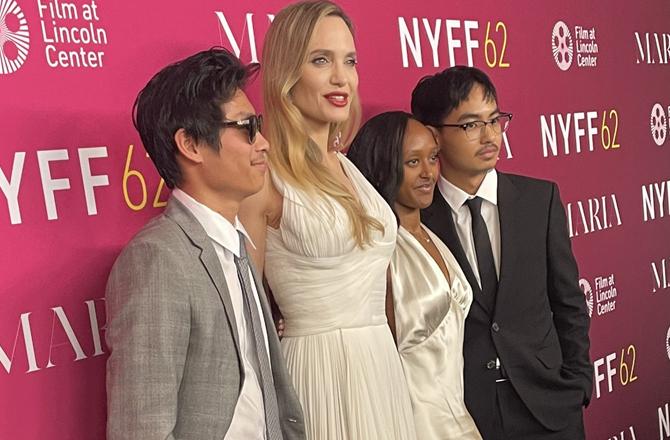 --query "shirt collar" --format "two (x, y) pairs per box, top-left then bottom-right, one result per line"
(437, 169), (498, 210)
(172, 188), (255, 257)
